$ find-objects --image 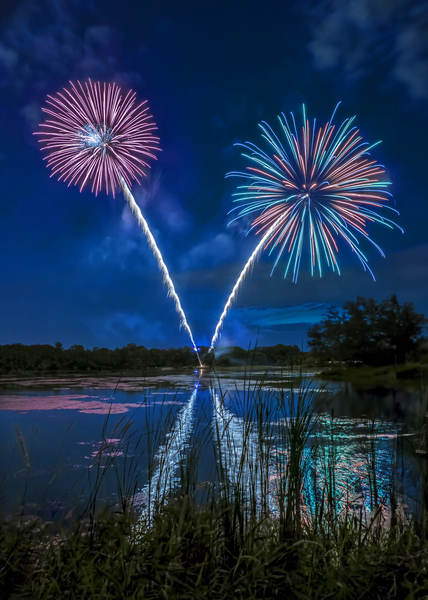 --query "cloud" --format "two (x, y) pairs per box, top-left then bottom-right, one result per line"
(84, 25), (117, 48)
(91, 312), (168, 346)
(85, 229), (158, 274)
(126, 172), (194, 235)
(179, 232), (236, 269)
(305, 0), (428, 101)
(19, 101), (41, 129)
(232, 303), (330, 328)
(0, 43), (18, 70)
(152, 190), (194, 234)
(394, 9), (428, 100)
(0, 0), (142, 125)
(207, 304), (331, 350)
